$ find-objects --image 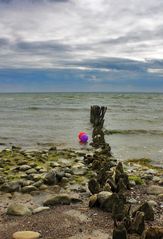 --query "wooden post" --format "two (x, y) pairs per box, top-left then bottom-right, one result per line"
(90, 105), (108, 148)
(90, 105), (107, 127)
